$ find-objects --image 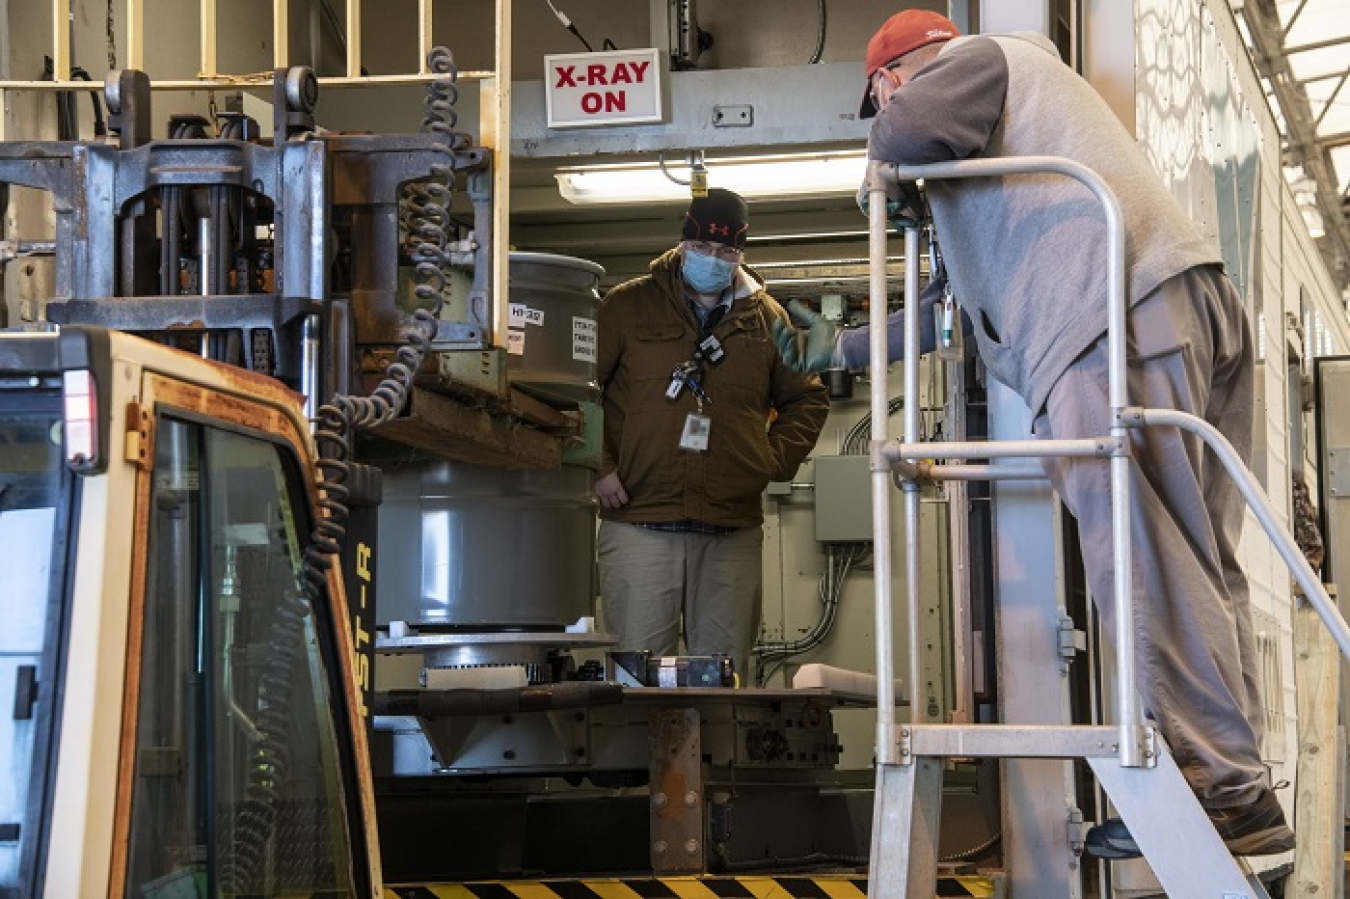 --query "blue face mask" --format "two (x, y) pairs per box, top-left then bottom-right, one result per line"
(681, 249), (738, 295)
